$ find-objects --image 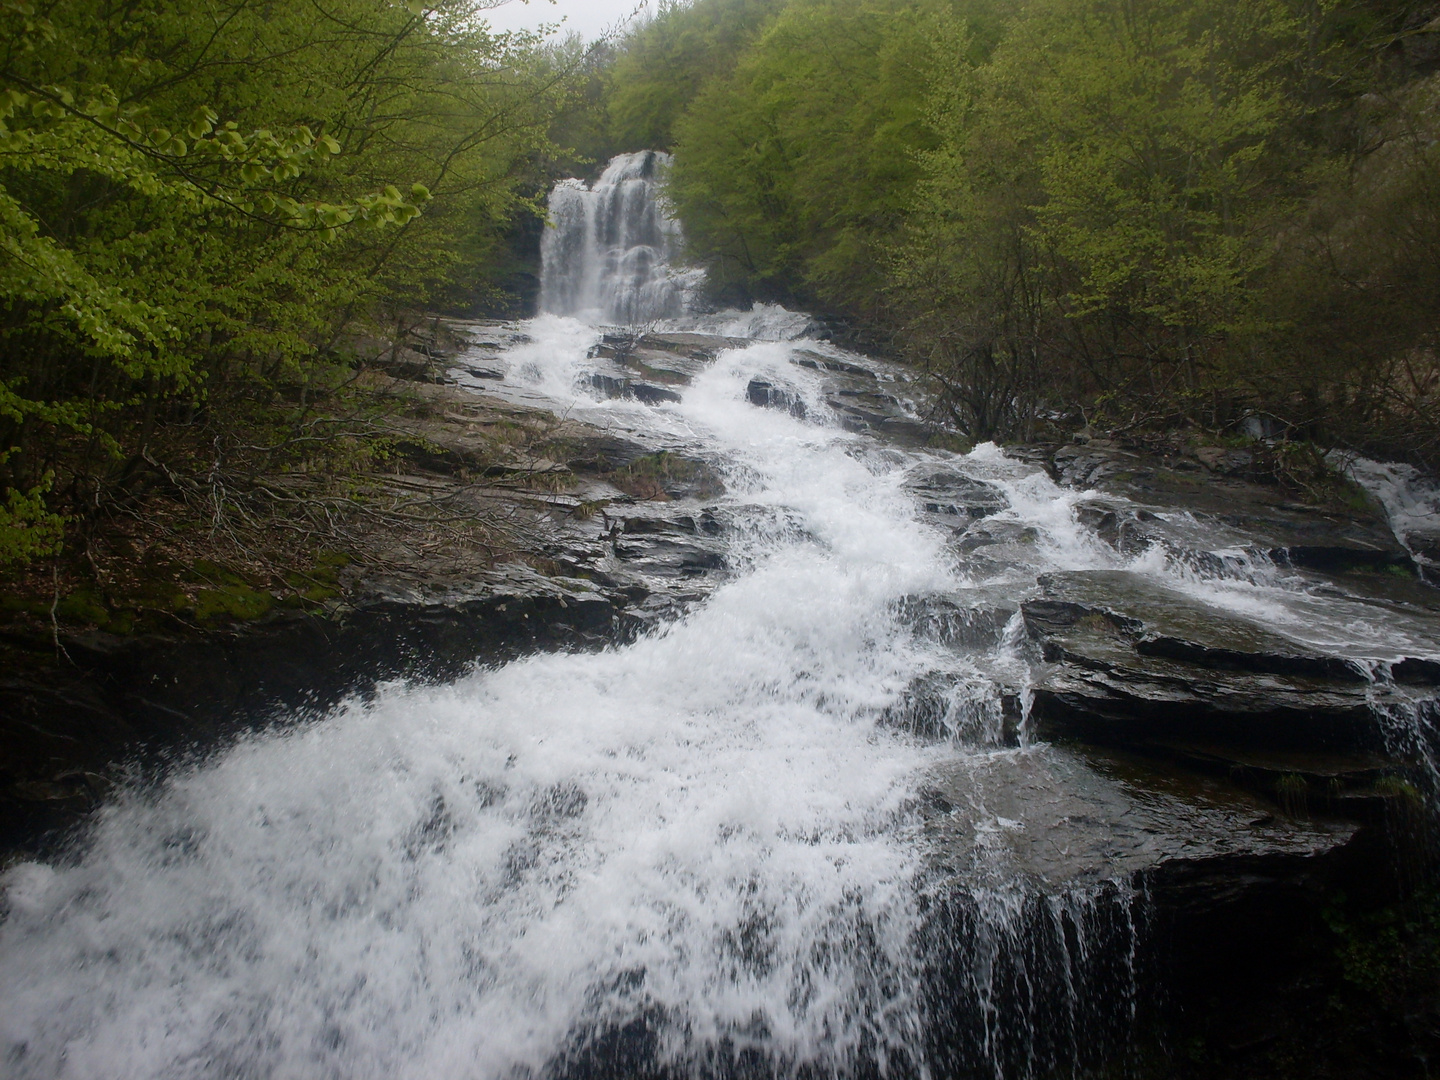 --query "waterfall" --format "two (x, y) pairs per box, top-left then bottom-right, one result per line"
(1337, 453), (1440, 573)
(539, 151), (702, 326)
(5, 156), (1438, 1080)
(0, 321), (1153, 1080)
